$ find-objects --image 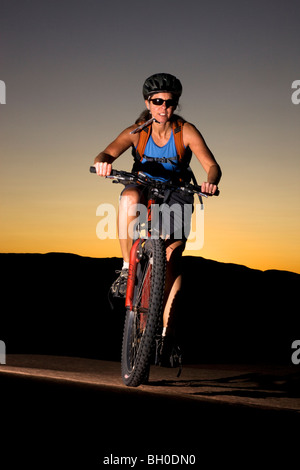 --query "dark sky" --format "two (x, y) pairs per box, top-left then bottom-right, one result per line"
(1, 0), (299, 271)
